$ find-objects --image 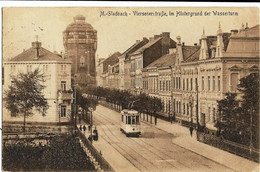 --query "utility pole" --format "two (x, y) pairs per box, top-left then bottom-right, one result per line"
(196, 78), (199, 131)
